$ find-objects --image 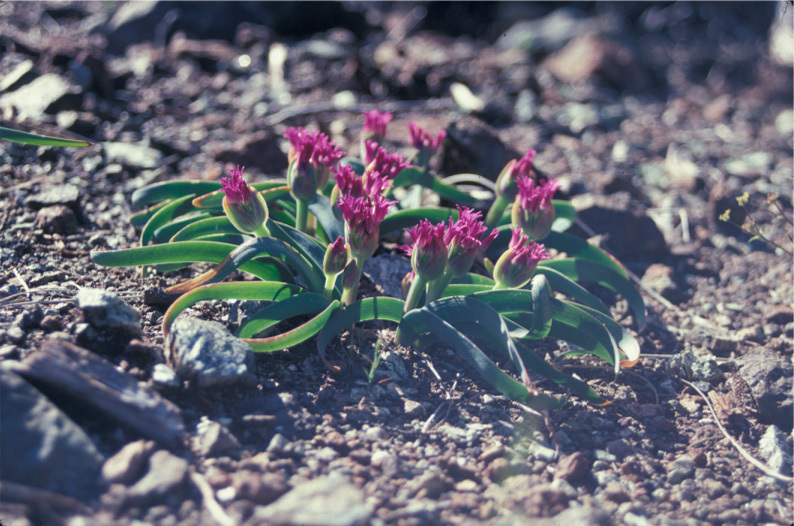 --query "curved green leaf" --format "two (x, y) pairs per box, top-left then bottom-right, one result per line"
(548, 297), (620, 372)
(90, 241), (280, 282)
(237, 293), (331, 338)
(0, 125), (92, 147)
(140, 194), (198, 246)
(192, 182), (289, 209)
(162, 281), (302, 334)
(308, 194), (344, 242)
(380, 207), (459, 235)
(392, 167), (479, 206)
(267, 220), (330, 291)
(170, 216), (242, 242)
(245, 300), (340, 353)
(316, 297), (405, 370)
(563, 300), (641, 365)
(535, 266), (610, 316)
(442, 283), (492, 297)
(132, 181), (221, 209)
(543, 231), (628, 278)
(540, 258), (645, 327)
(152, 212), (213, 243)
(130, 201), (170, 228)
